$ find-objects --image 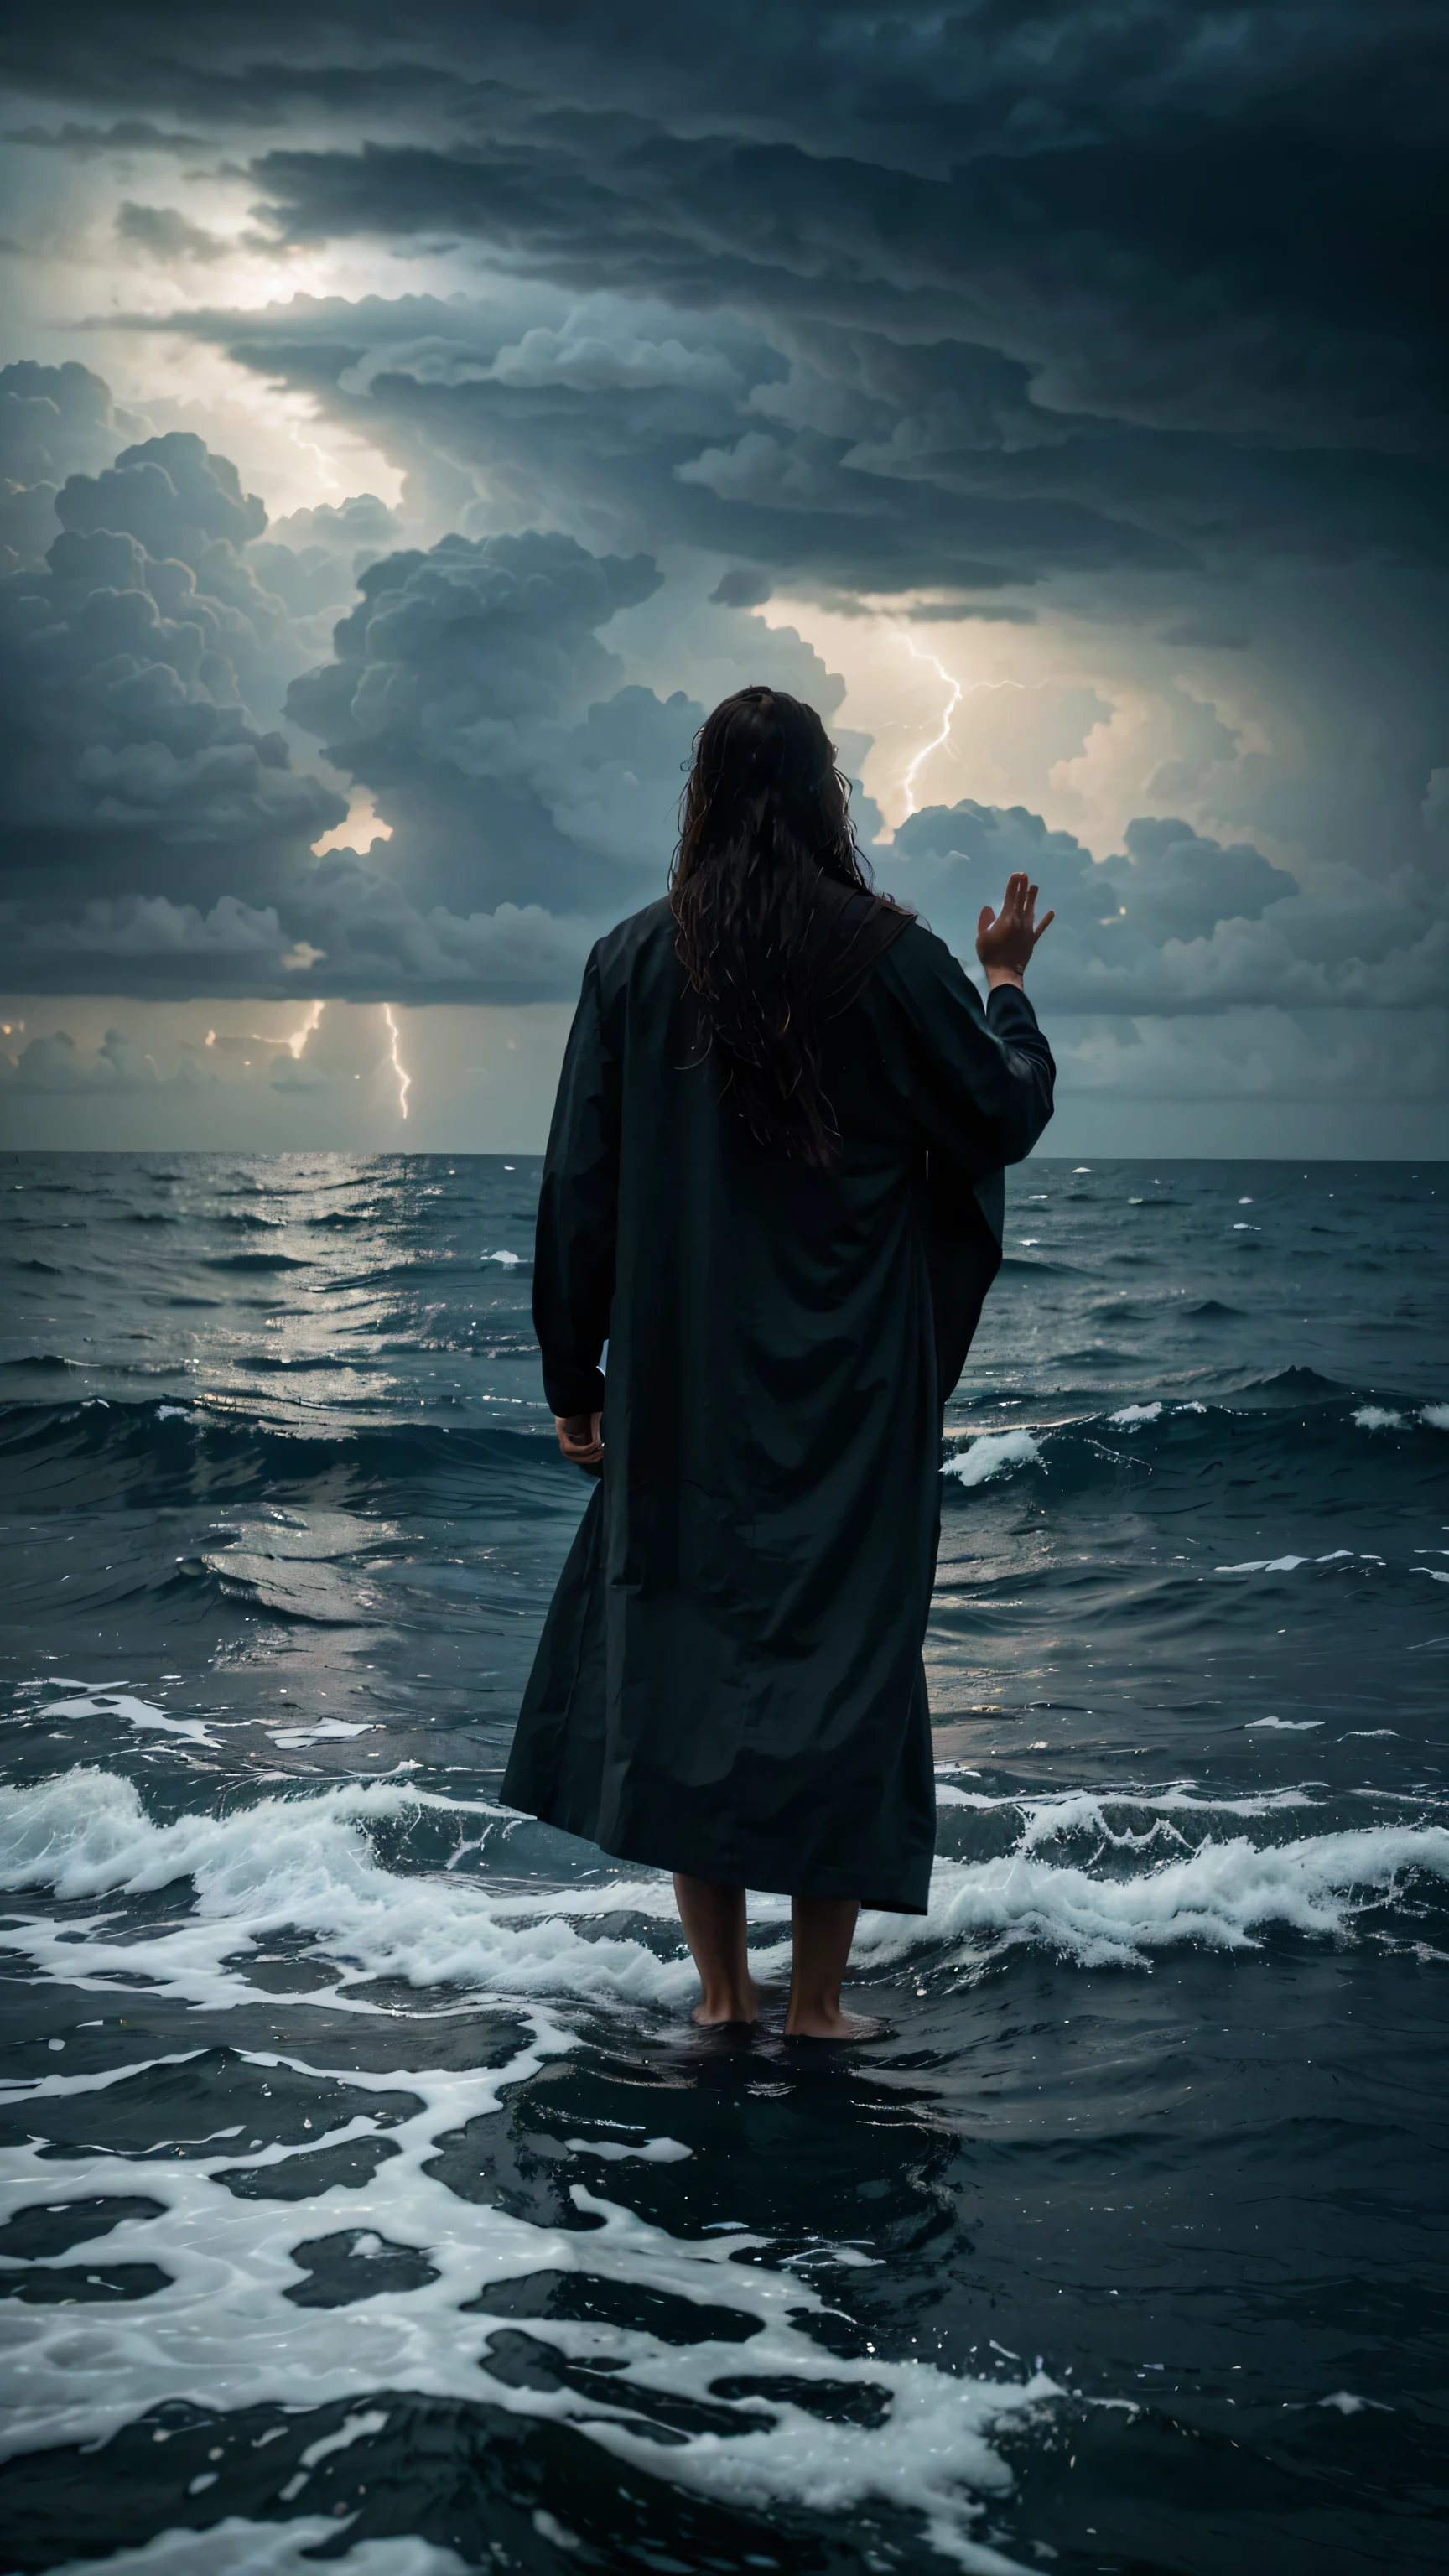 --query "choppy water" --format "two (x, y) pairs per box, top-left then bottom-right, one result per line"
(1, 1150), (1446, 2576)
